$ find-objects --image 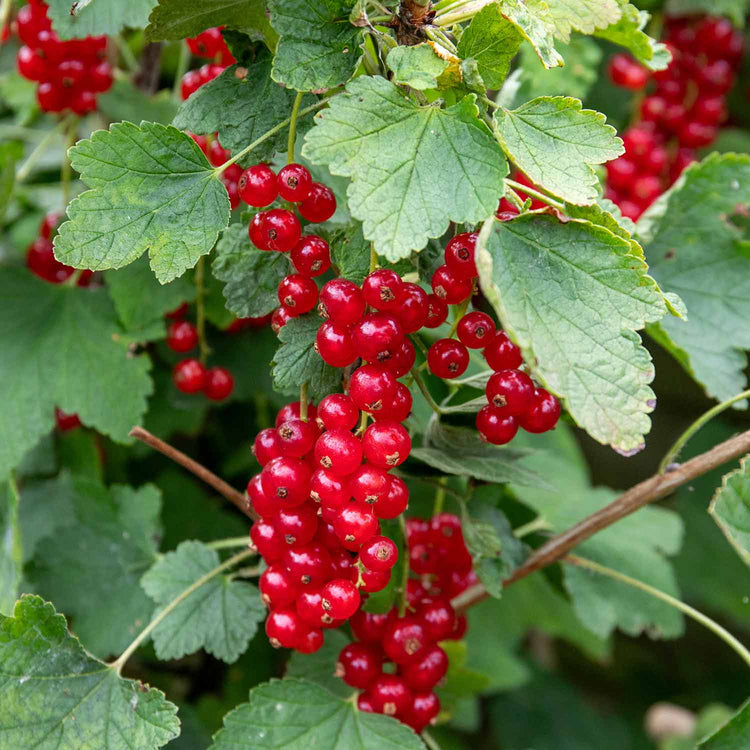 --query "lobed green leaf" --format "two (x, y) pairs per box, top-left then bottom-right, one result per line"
(709, 457), (750, 566)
